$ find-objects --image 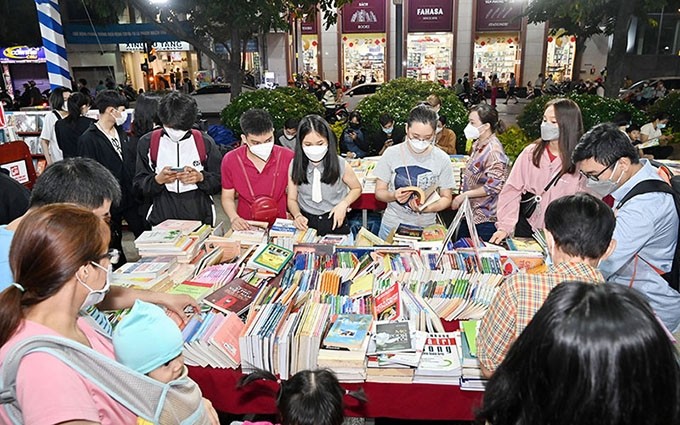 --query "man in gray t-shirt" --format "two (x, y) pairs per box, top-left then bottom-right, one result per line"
(374, 105), (455, 239)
